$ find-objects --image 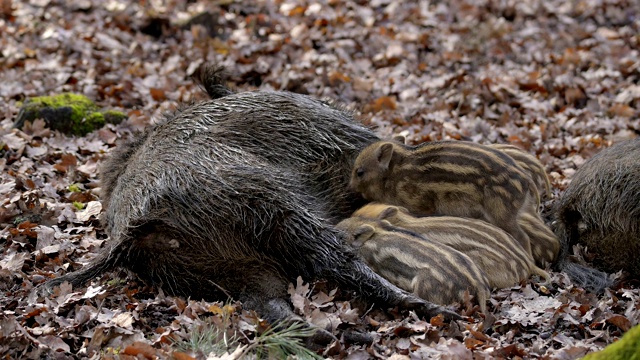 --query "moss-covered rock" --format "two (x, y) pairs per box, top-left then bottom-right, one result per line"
(14, 93), (126, 136)
(583, 324), (640, 360)
(102, 109), (127, 125)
